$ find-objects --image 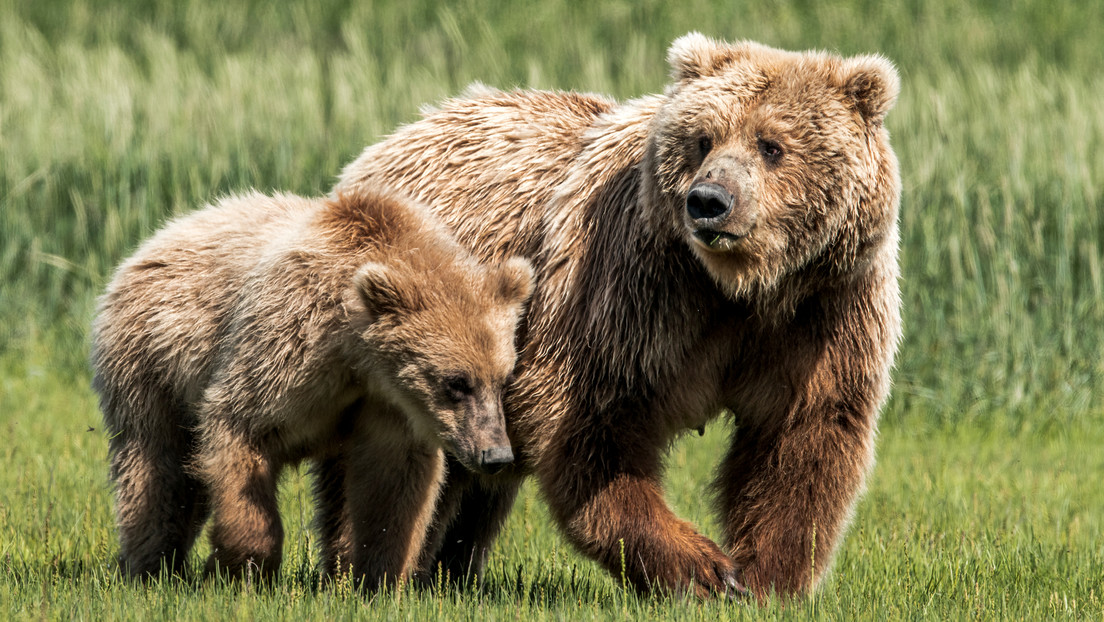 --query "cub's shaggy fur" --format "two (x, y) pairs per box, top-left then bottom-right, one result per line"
(334, 33), (901, 599)
(92, 190), (533, 586)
